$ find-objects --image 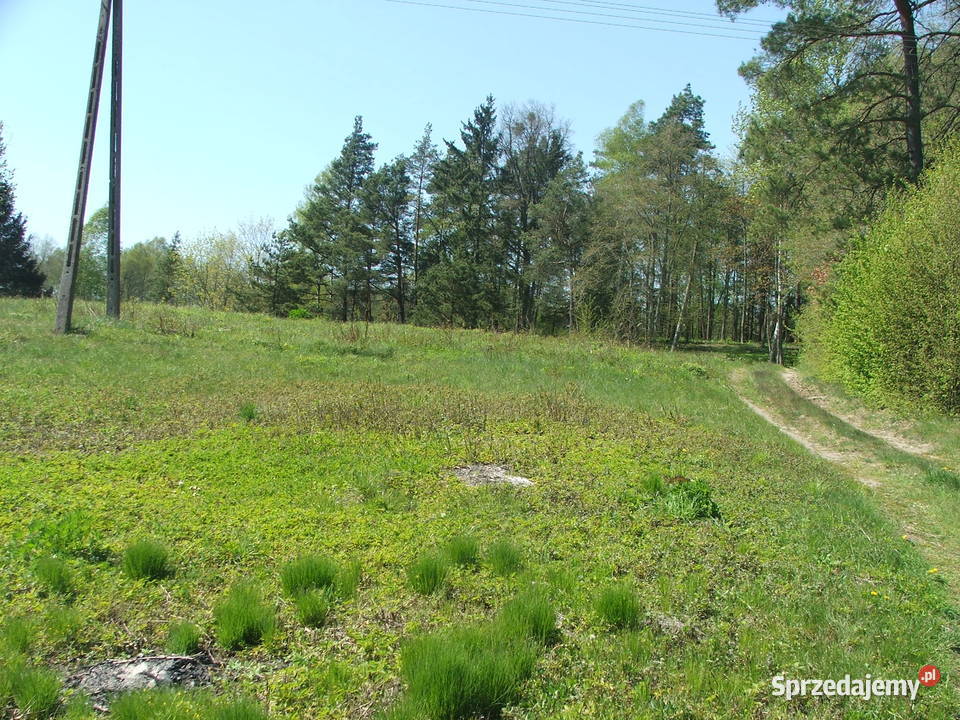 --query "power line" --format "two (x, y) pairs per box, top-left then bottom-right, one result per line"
(455, 0), (768, 34)
(558, 0), (780, 27)
(384, 0), (765, 39)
